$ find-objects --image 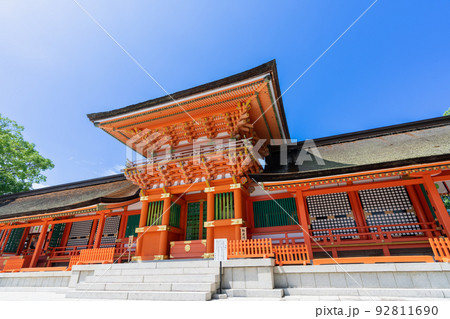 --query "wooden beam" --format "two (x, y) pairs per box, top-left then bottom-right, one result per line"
(302, 178), (423, 196)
